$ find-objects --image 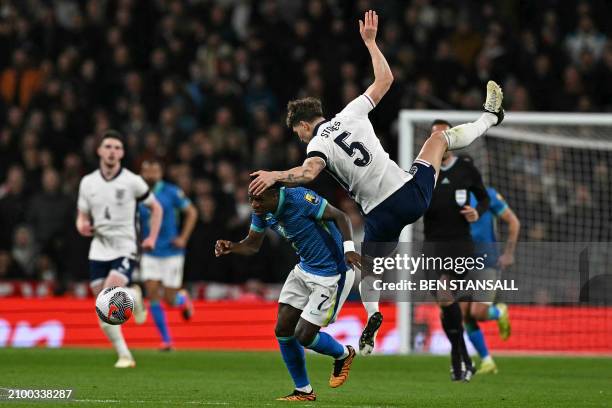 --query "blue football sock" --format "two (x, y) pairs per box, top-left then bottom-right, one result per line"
(277, 336), (309, 388)
(174, 292), (186, 307)
(307, 332), (345, 359)
(487, 304), (501, 320)
(465, 321), (489, 359)
(150, 300), (171, 344)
